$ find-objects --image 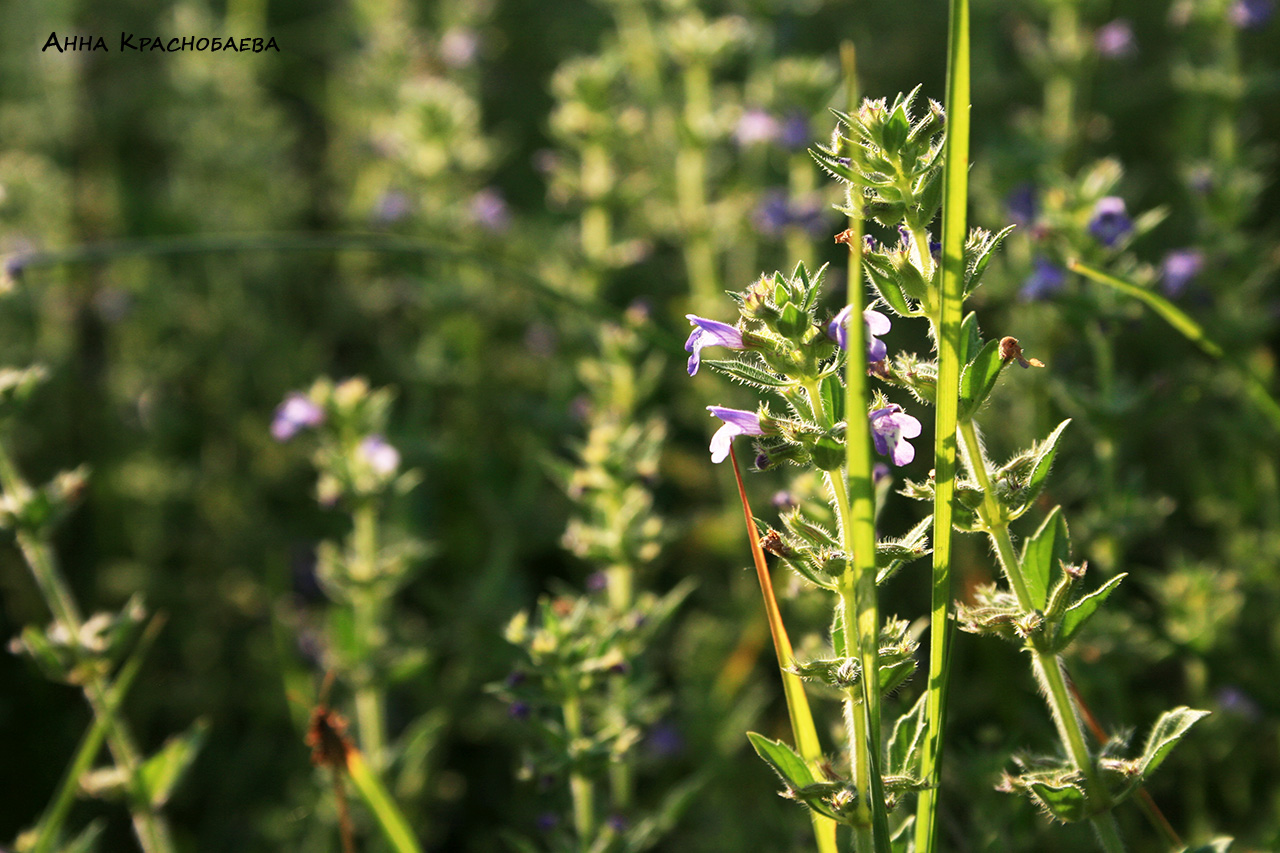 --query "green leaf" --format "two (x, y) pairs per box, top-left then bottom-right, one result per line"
(1028, 780), (1089, 822)
(1137, 706), (1211, 781)
(958, 312), (981, 367)
(139, 718), (209, 808)
(963, 224), (1016, 295)
(1057, 573), (1127, 650)
(747, 732), (817, 792)
(886, 693), (930, 778)
(863, 253), (914, 317)
(1010, 419), (1070, 518)
(704, 359), (792, 390)
(958, 339), (1005, 420)
(59, 818), (106, 853)
(1020, 507), (1068, 610)
(1181, 838), (1233, 853)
